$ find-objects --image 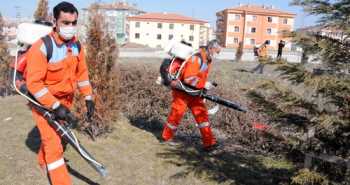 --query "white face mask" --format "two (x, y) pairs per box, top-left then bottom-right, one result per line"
(58, 26), (77, 40)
